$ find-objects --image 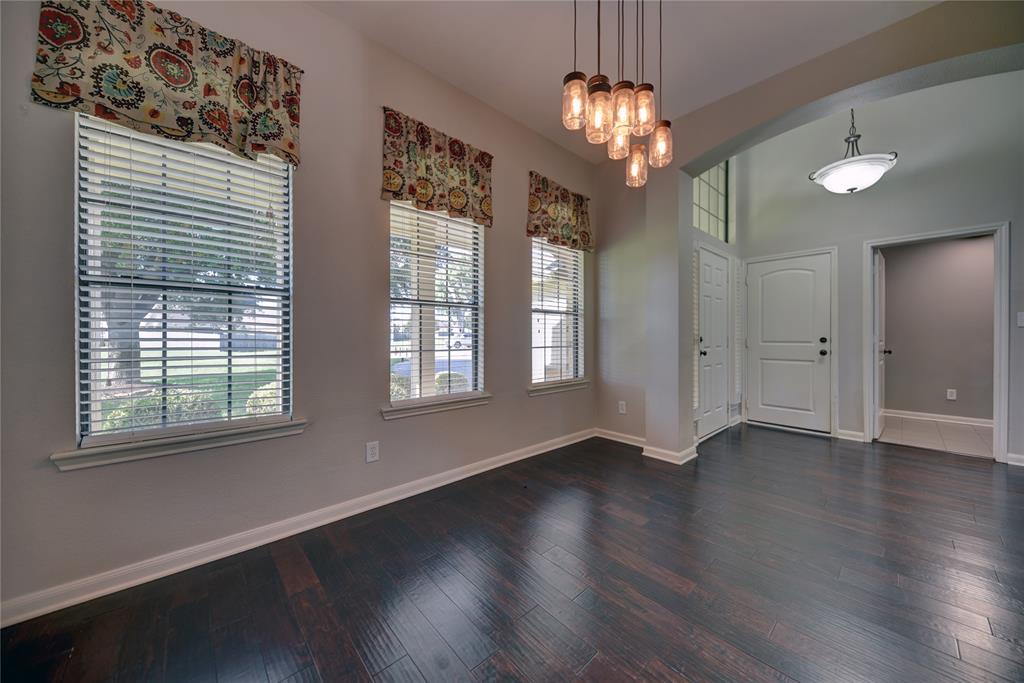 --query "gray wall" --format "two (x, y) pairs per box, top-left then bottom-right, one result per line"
(1, 1), (597, 605)
(882, 237), (995, 419)
(735, 69), (1024, 447)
